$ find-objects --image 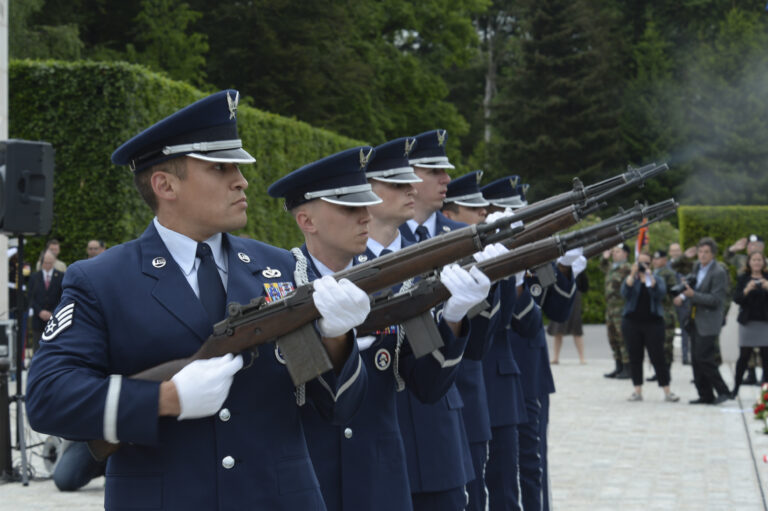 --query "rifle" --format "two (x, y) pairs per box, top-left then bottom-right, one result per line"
(85, 212), (532, 461)
(357, 200), (678, 336)
(512, 162), (669, 223)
